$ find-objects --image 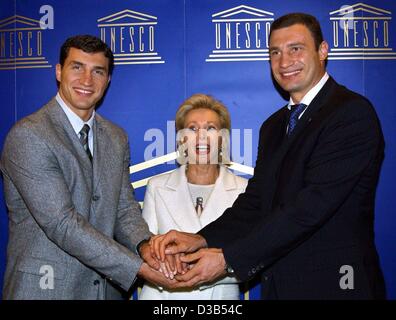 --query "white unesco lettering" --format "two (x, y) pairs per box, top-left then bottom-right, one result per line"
(329, 3), (395, 59)
(339, 265), (354, 290)
(39, 265), (54, 290)
(39, 5), (54, 30)
(206, 5), (274, 62)
(98, 9), (164, 65)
